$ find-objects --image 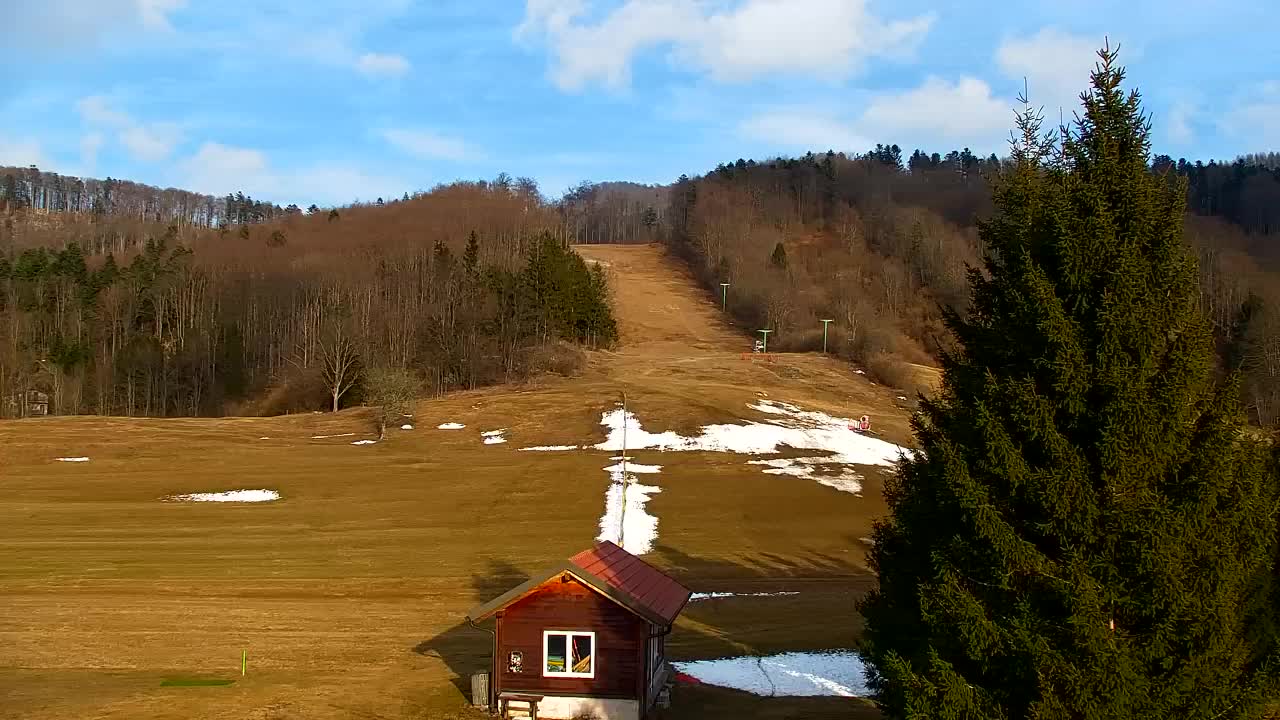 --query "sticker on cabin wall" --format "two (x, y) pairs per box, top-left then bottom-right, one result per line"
(508, 651), (523, 673)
